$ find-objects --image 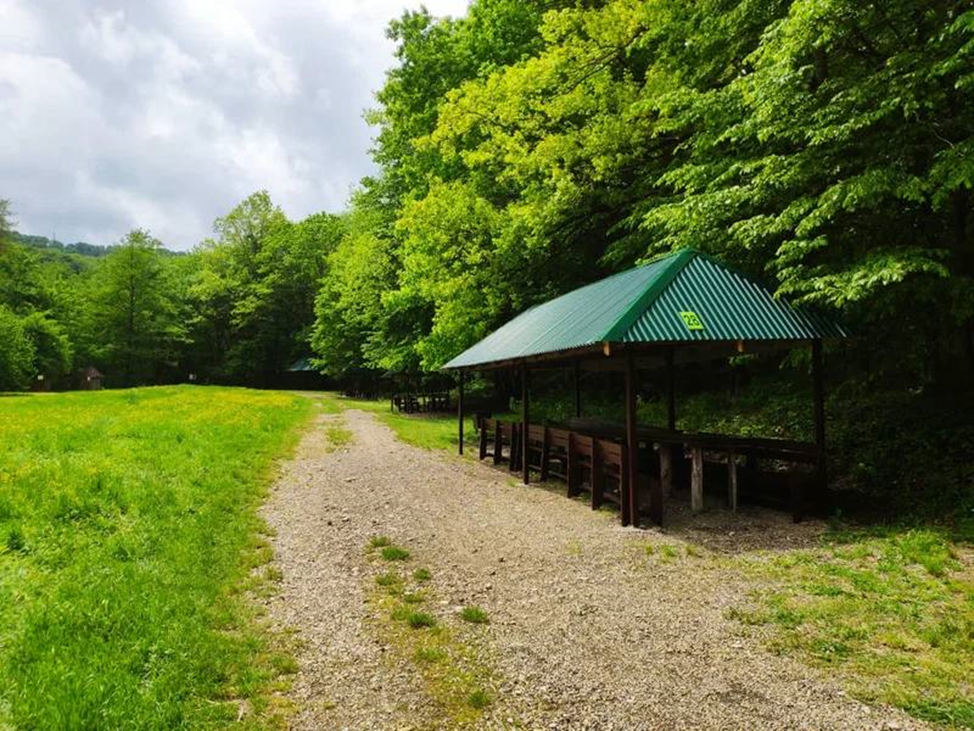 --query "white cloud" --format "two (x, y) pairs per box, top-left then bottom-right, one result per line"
(0, 0), (470, 249)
